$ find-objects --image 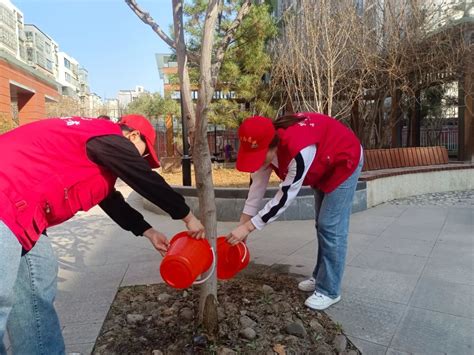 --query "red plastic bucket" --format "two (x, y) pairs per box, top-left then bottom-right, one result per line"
(160, 231), (214, 289)
(216, 236), (250, 280)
